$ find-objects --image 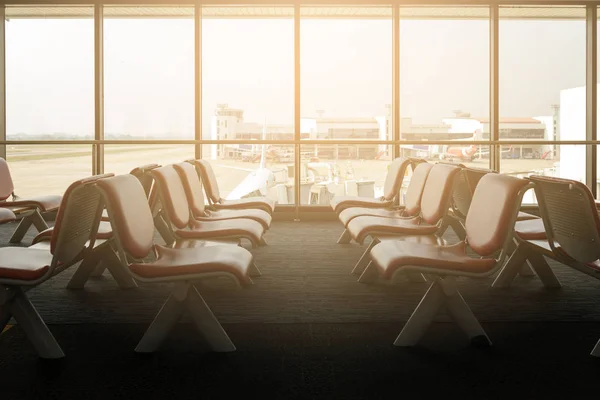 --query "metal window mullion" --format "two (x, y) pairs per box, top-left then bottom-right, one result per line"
(294, 2), (300, 220)
(490, 4), (499, 172)
(392, 5), (400, 159)
(0, 6), (6, 161)
(195, 3), (202, 160)
(94, 3), (104, 175)
(586, 5), (597, 197)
